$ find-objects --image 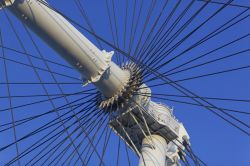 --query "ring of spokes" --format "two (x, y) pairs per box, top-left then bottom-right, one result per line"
(97, 62), (143, 113)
